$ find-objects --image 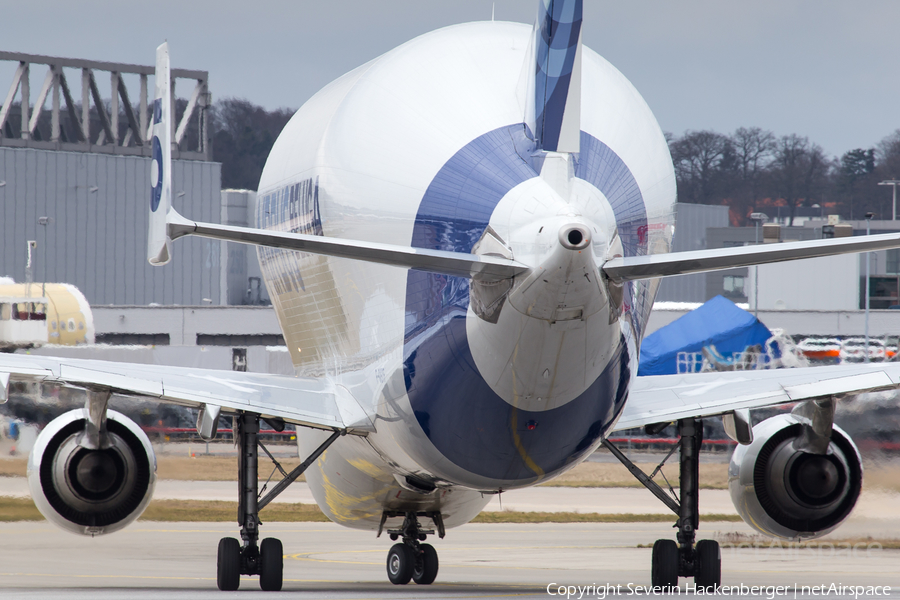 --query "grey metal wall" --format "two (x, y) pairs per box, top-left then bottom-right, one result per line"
(1, 146), (222, 305)
(655, 203), (731, 303)
(219, 189), (270, 306)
